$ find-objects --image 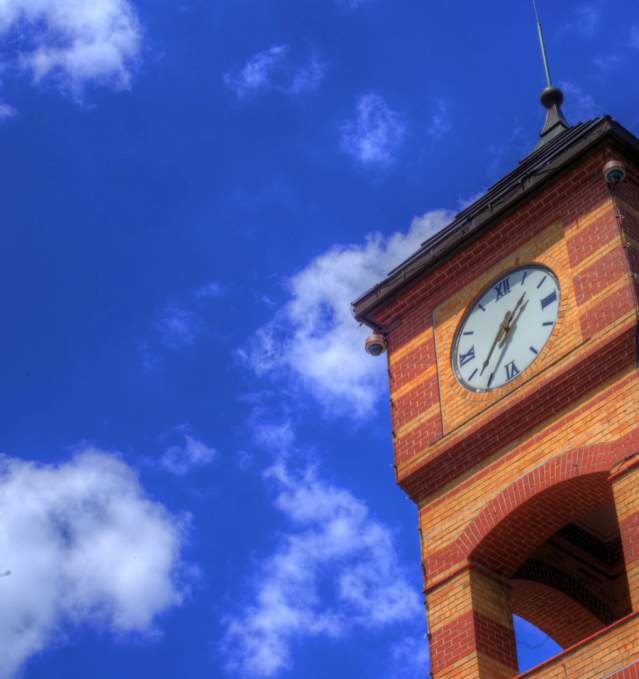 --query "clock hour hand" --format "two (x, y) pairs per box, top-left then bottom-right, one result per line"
(506, 292), (526, 329)
(499, 295), (528, 348)
(480, 310), (511, 376)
